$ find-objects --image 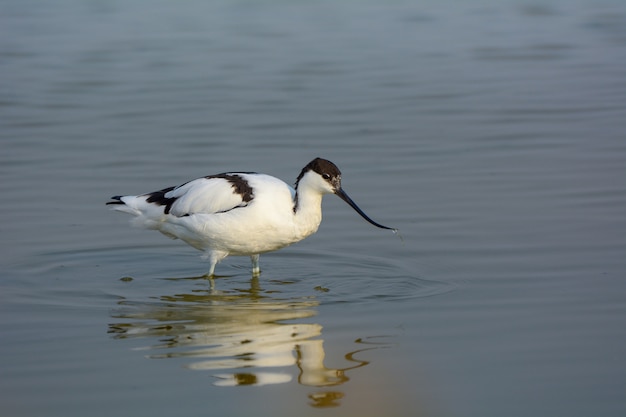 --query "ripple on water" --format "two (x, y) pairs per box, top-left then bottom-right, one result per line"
(263, 249), (453, 304)
(105, 252), (426, 390)
(10, 237), (451, 392)
(16, 244), (451, 305)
